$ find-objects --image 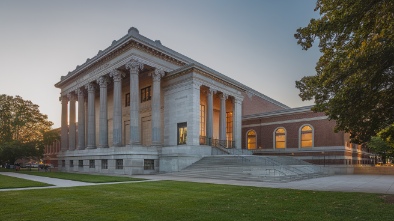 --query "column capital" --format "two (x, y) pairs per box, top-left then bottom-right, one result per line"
(208, 88), (217, 95)
(126, 59), (144, 73)
(85, 82), (96, 92)
(151, 69), (165, 82)
(97, 76), (109, 88)
(67, 92), (76, 100)
(75, 87), (85, 97)
(220, 93), (228, 100)
(109, 69), (125, 82)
